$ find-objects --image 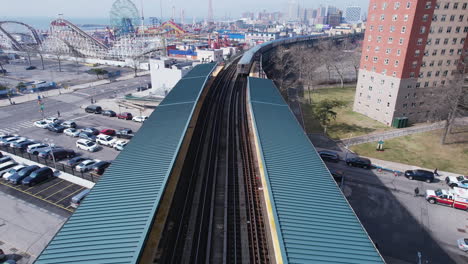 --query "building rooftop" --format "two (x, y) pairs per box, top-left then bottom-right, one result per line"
(248, 77), (384, 264)
(35, 63), (216, 264)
